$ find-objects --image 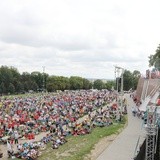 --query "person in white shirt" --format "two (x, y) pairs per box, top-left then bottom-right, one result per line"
(14, 130), (19, 144)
